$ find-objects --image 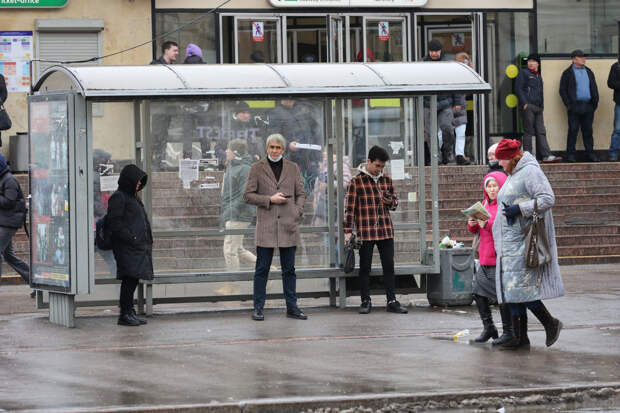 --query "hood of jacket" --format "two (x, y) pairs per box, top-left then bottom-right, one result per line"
(186, 43), (203, 58)
(513, 151), (540, 175)
(357, 163), (383, 181)
(482, 171), (506, 204)
(118, 164), (147, 195)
